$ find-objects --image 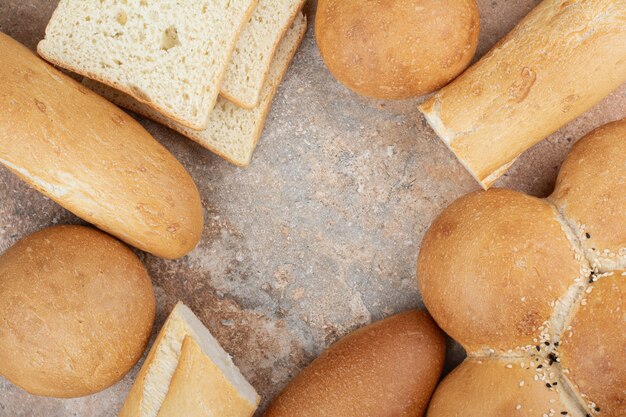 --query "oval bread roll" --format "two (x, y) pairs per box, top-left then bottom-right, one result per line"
(418, 188), (580, 353)
(0, 32), (203, 259)
(0, 226), (155, 398)
(264, 310), (445, 417)
(550, 119), (626, 270)
(315, 0), (479, 99)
